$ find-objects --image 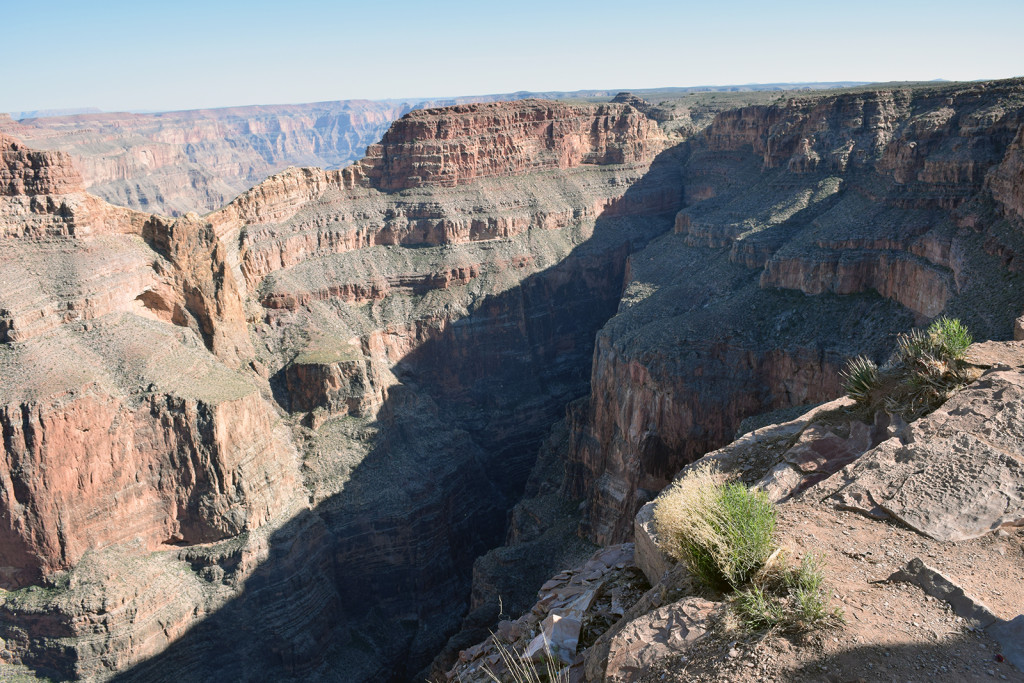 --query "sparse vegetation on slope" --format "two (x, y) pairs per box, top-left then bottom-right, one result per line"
(653, 468), (776, 590)
(732, 552), (843, 632)
(478, 637), (569, 683)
